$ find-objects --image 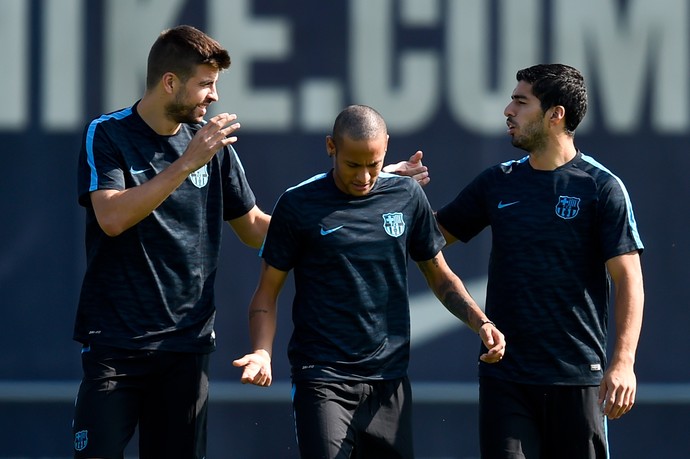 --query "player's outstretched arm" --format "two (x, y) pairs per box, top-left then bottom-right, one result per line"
(233, 261), (289, 386)
(416, 252), (505, 363)
(382, 150), (430, 186)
